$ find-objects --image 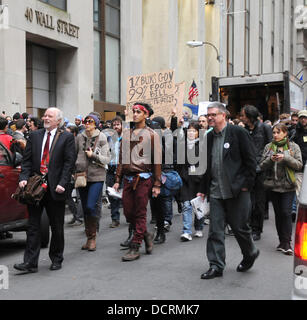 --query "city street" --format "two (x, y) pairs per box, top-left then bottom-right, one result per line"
(0, 202), (294, 300)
